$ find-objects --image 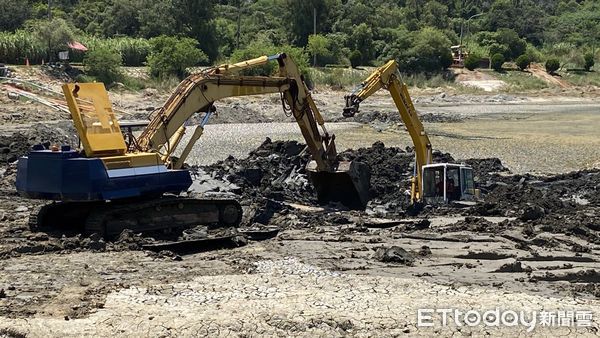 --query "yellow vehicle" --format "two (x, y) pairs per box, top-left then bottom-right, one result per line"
(16, 53), (370, 236)
(343, 60), (475, 204)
